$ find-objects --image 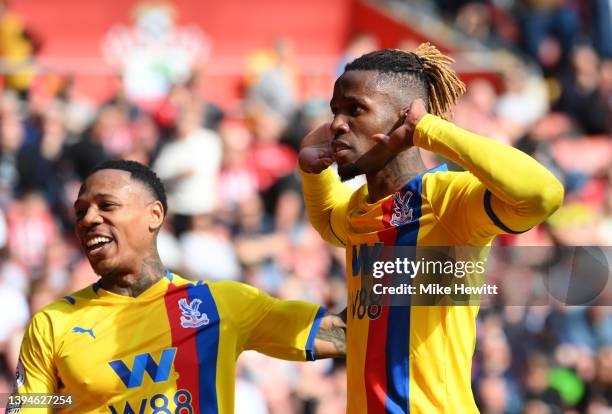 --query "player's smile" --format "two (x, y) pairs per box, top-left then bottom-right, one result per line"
(83, 233), (115, 257)
(78, 225), (119, 271)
